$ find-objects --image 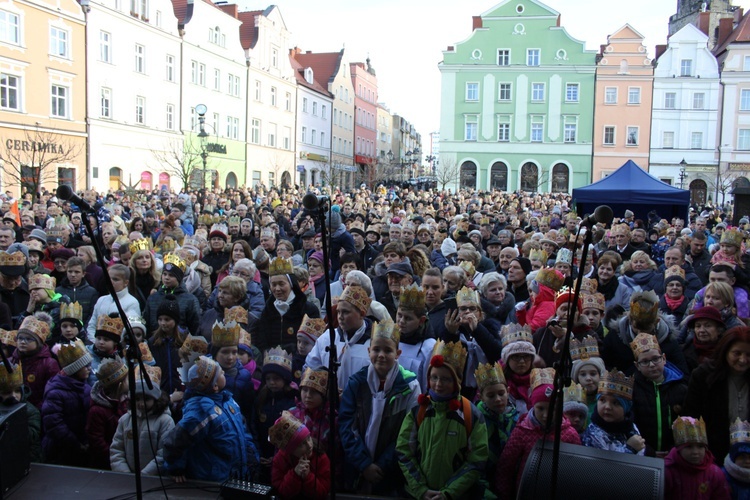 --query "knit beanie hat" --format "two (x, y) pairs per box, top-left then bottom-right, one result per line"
(562, 383), (588, 417)
(95, 357), (128, 388)
(441, 238), (457, 257)
(57, 338), (93, 375)
(156, 295), (181, 324)
(512, 257), (532, 276)
(571, 357), (606, 383)
(261, 346), (293, 383)
(134, 364), (162, 399)
(555, 287), (582, 312)
(162, 254), (186, 283)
